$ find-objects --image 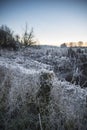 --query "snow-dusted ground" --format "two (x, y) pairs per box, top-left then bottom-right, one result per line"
(0, 46), (87, 130)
